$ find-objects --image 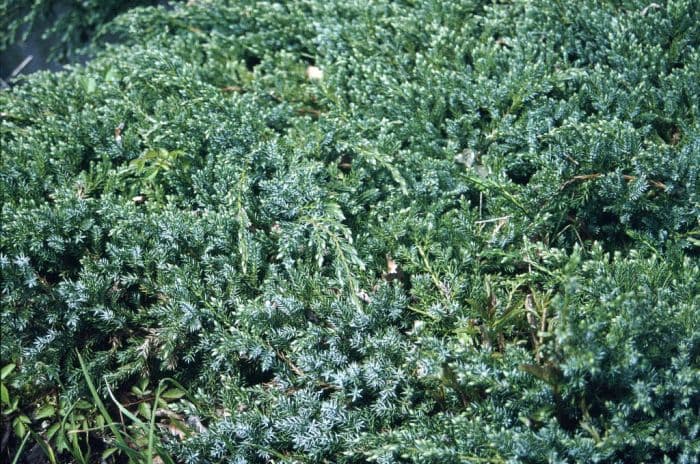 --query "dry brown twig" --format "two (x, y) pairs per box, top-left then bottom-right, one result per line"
(560, 173), (667, 190)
